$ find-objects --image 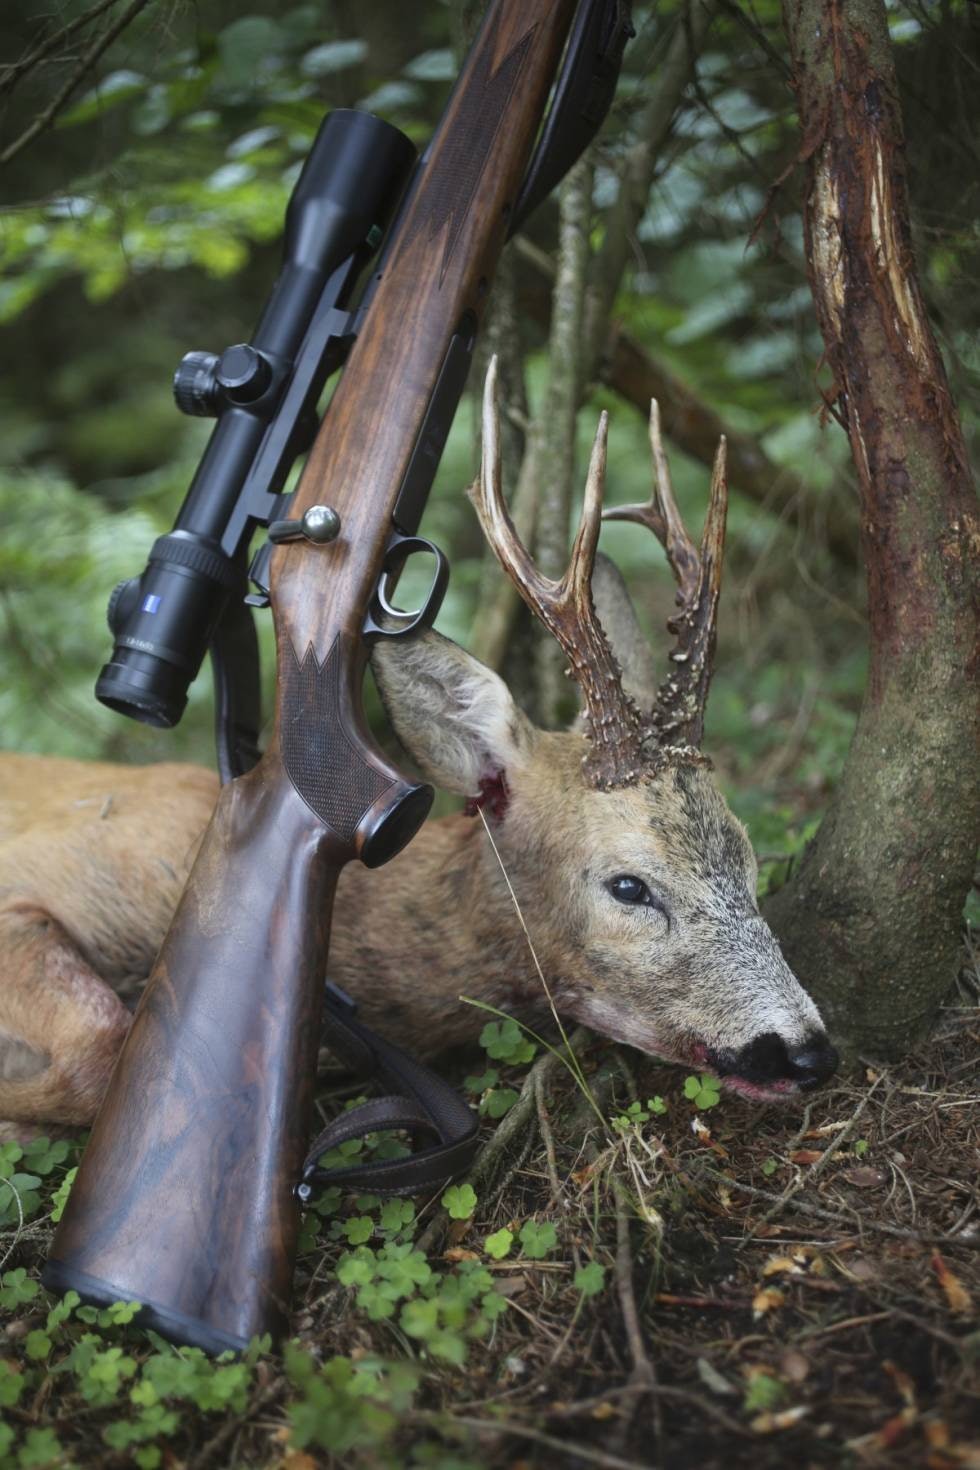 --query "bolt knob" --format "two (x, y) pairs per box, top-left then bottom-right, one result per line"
(173, 351), (221, 417)
(267, 505), (342, 546)
(216, 343), (272, 405)
(301, 505), (341, 543)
